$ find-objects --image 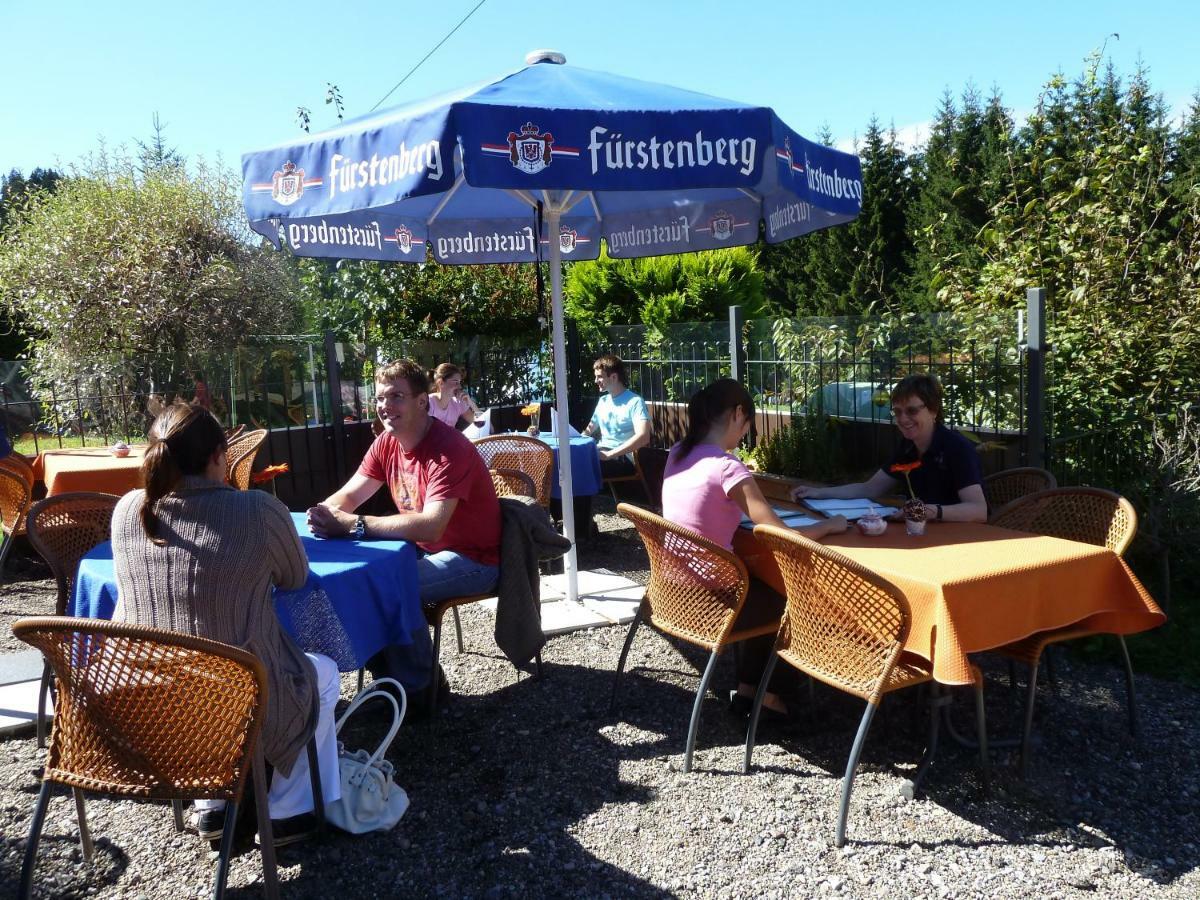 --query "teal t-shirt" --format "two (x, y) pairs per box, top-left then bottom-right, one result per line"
(589, 389), (649, 451)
